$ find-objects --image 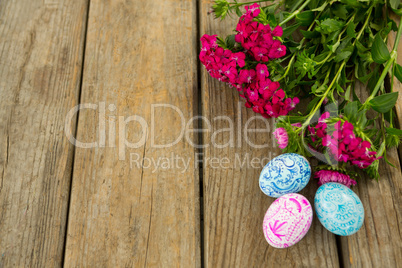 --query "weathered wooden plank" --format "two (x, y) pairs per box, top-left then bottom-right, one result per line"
(200, 1), (340, 267)
(338, 15), (402, 268)
(0, 0), (88, 266)
(389, 13), (402, 162)
(338, 86), (402, 268)
(64, 0), (200, 266)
